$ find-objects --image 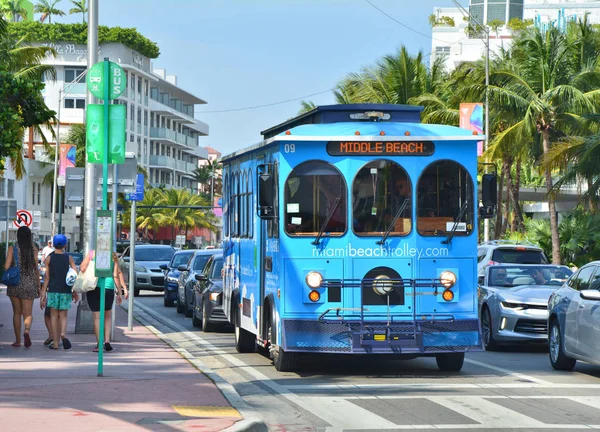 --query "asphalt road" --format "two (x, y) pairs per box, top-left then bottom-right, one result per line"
(133, 291), (600, 432)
